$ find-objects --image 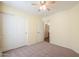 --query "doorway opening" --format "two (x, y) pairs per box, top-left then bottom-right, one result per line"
(44, 24), (49, 42)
